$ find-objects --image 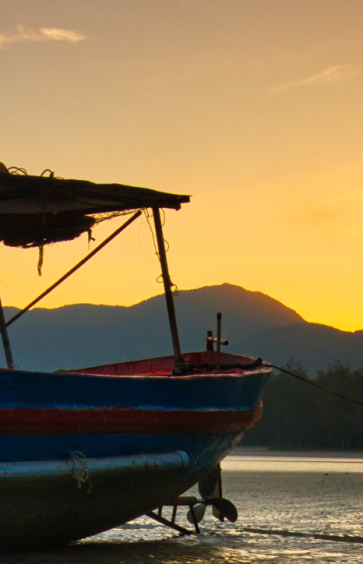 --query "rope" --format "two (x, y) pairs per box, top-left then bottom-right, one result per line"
(144, 209), (179, 296)
(265, 362), (363, 408)
(189, 357), (363, 408)
(242, 526), (363, 544)
(40, 169), (54, 177)
(7, 166), (27, 175)
(68, 451), (89, 489)
(37, 245), (44, 276)
(143, 208), (158, 256)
